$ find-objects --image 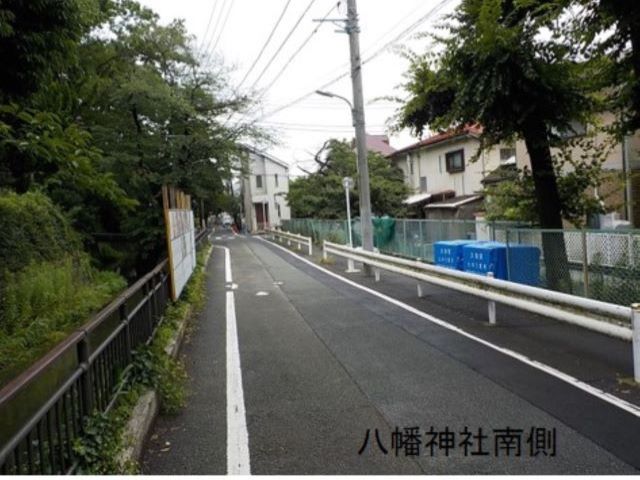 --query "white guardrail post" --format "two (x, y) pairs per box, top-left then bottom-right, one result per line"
(322, 240), (328, 261)
(487, 272), (496, 325)
(633, 303), (640, 383)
